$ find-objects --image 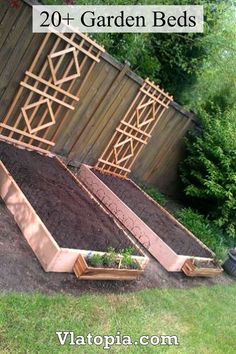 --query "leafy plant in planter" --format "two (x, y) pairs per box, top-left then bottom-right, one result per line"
(86, 247), (140, 270)
(121, 248), (139, 270)
(87, 253), (104, 268)
(102, 247), (118, 268)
